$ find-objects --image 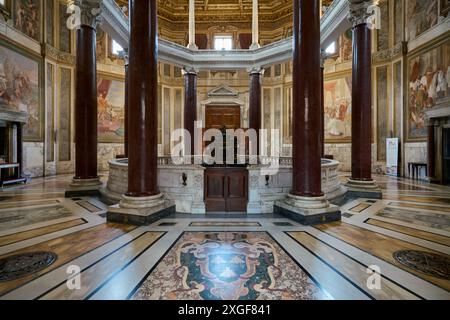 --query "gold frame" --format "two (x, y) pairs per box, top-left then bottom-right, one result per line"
(323, 71), (353, 143)
(96, 72), (126, 144)
(0, 36), (44, 142)
(405, 34), (450, 142)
